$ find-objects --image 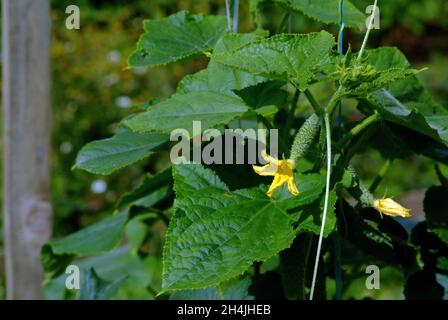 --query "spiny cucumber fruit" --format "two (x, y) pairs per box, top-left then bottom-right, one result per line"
(290, 113), (321, 161)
